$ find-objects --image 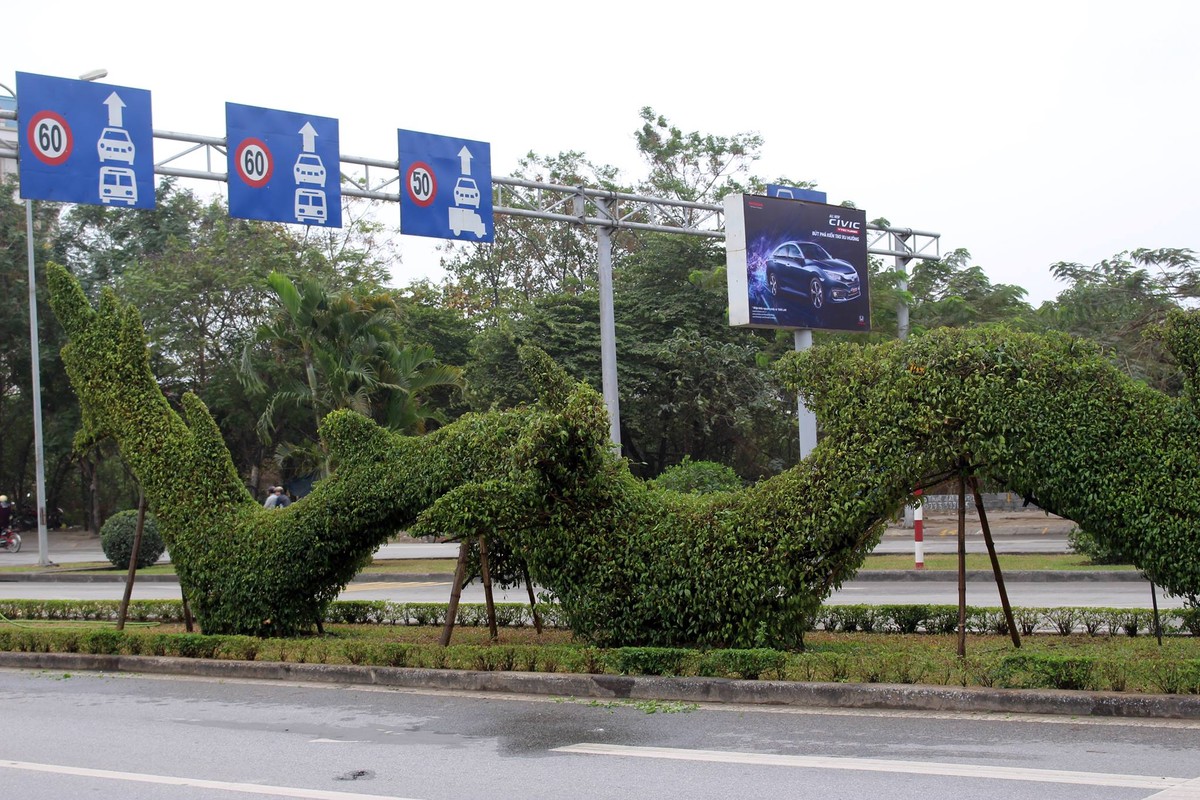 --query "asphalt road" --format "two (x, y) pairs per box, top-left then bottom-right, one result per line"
(3, 668), (1199, 800)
